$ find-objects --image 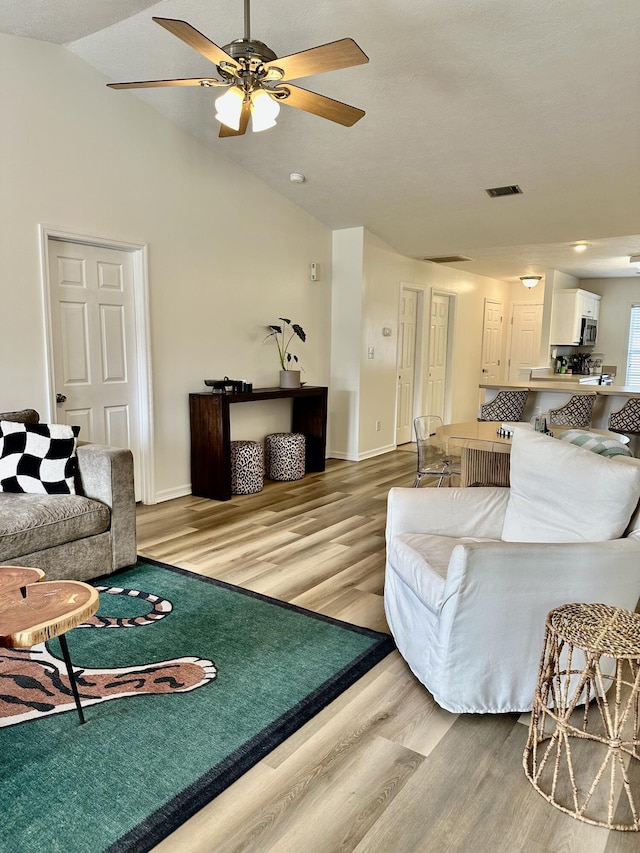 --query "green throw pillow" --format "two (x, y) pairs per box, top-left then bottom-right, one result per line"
(556, 429), (633, 458)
